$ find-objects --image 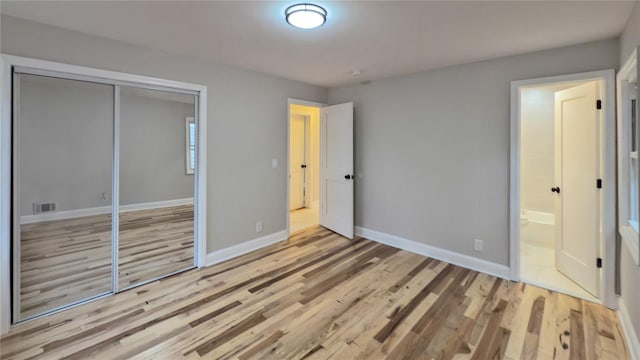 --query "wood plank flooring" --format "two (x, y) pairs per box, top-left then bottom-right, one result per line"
(18, 205), (194, 319)
(2, 226), (630, 359)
